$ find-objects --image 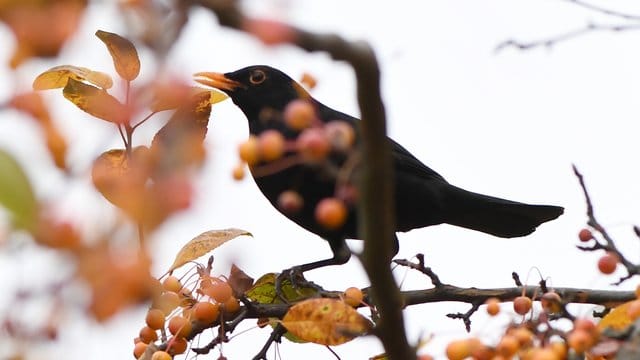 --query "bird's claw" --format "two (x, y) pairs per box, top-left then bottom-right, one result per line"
(275, 266), (324, 303)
